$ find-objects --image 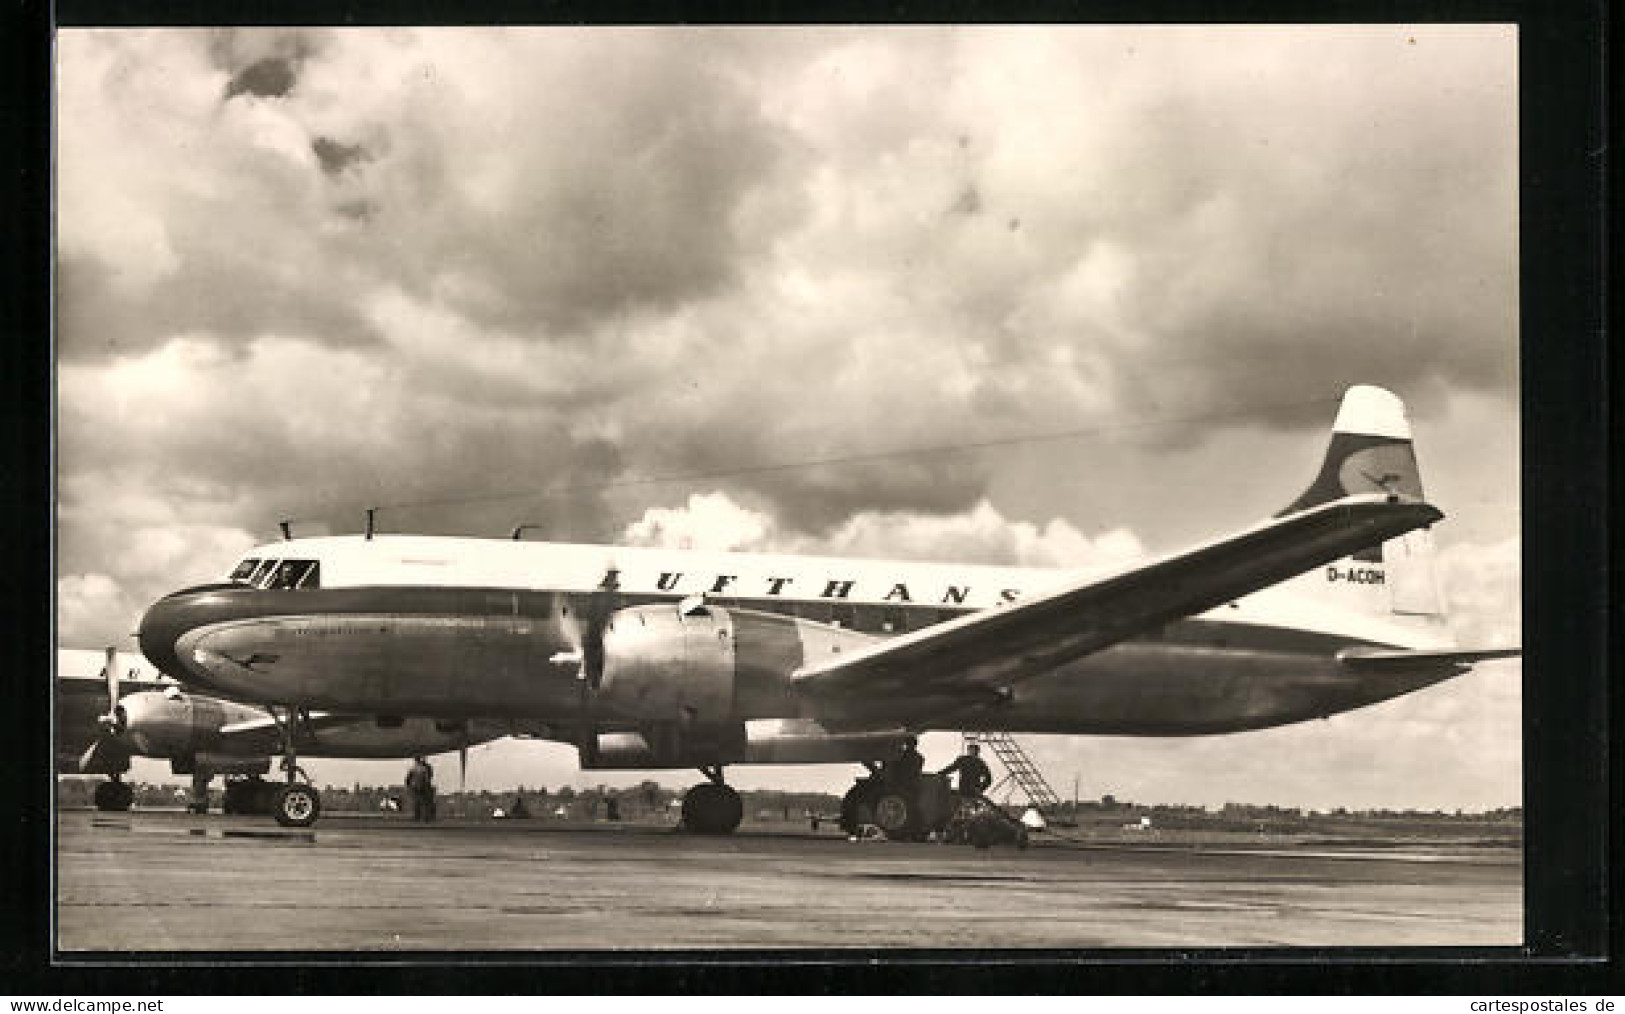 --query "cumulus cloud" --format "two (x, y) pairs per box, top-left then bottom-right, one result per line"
(56, 574), (131, 648)
(1435, 534), (1521, 646)
(56, 520), (260, 649)
(780, 499), (1144, 568)
(623, 492), (773, 552)
(56, 28), (1517, 499)
(623, 489), (1145, 569)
